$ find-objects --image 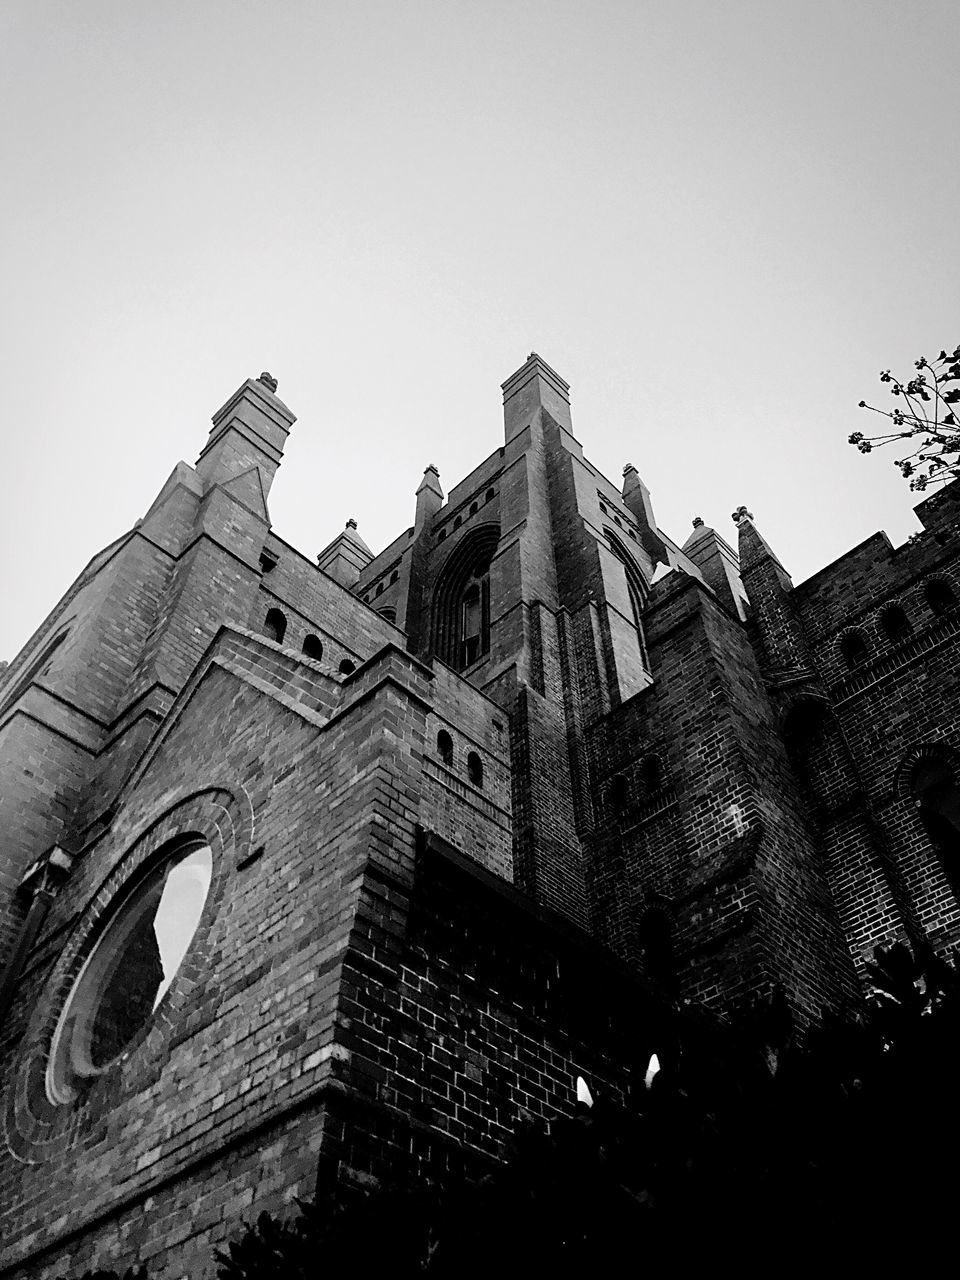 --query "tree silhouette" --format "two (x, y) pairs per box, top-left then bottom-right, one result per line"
(850, 343), (960, 490)
(215, 940), (960, 1277)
